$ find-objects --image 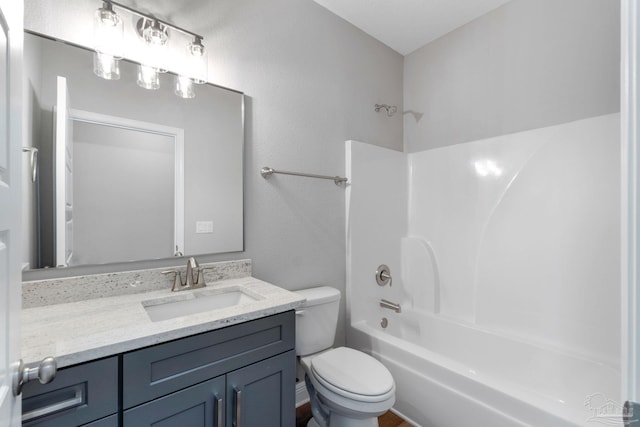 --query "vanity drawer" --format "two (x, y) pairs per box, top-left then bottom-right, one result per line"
(122, 310), (295, 409)
(22, 356), (118, 427)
